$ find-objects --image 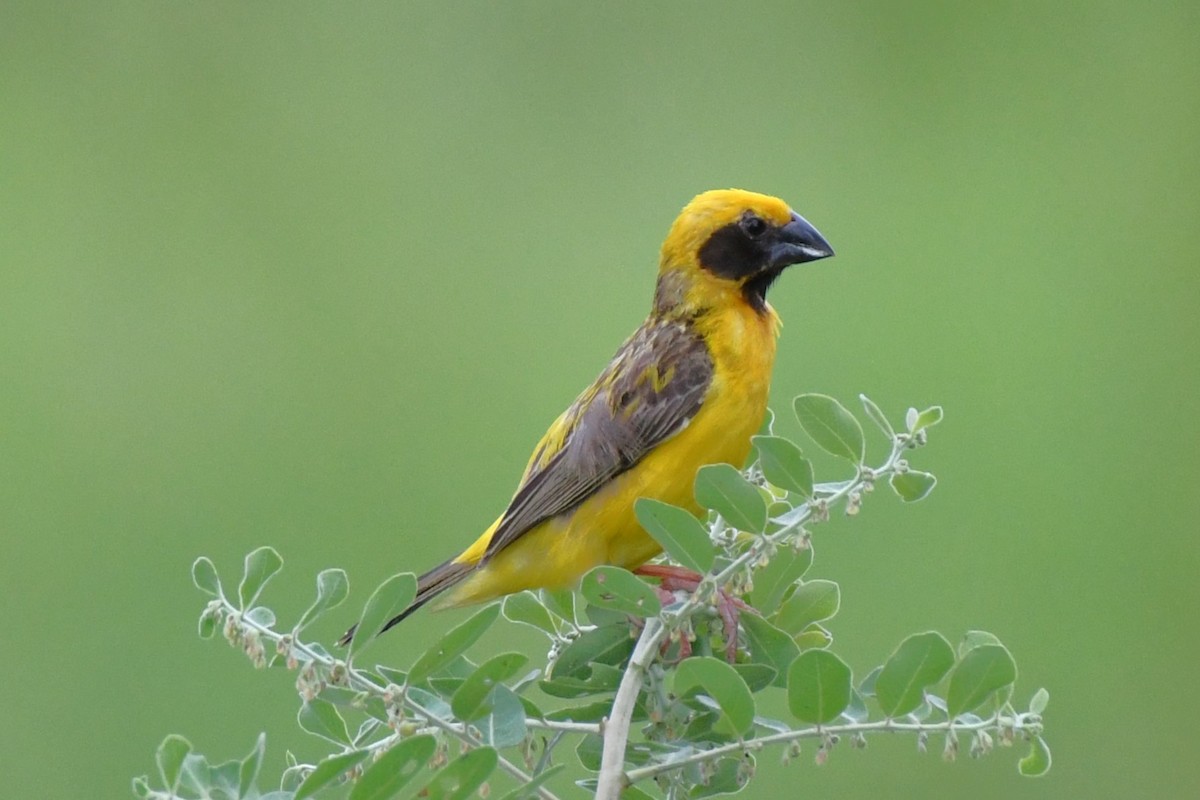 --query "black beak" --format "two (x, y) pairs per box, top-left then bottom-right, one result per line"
(768, 211), (834, 269)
